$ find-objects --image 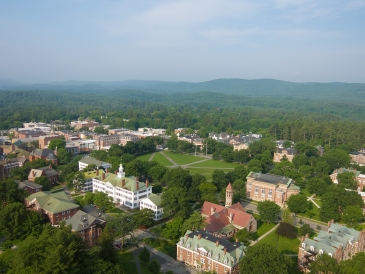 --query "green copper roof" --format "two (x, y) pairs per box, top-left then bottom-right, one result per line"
(145, 193), (162, 206)
(26, 191), (79, 214)
(94, 172), (149, 192)
(79, 157), (111, 166)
